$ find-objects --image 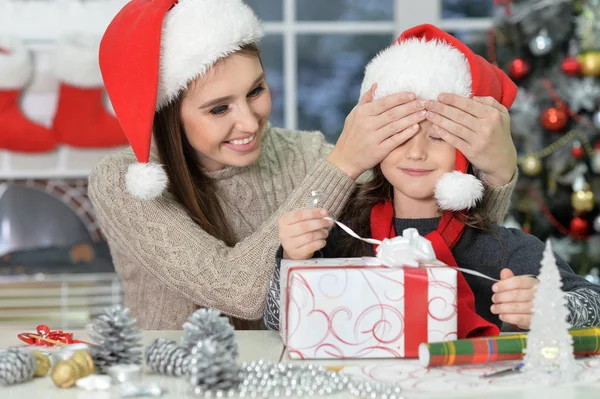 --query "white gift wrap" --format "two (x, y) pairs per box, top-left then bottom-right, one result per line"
(279, 257), (458, 359)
